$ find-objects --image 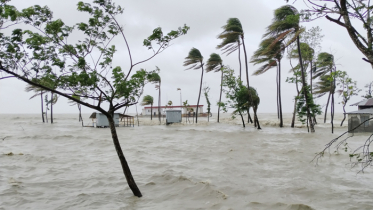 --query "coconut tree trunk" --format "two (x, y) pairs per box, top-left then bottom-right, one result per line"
(291, 96), (298, 128)
(150, 104), (153, 120)
(218, 70), (223, 123)
(106, 113), (142, 197)
(310, 61), (313, 96)
(238, 40), (242, 80)
(278, 59), (283, 127)
(324, 92), (331, 123)
(196, 63), (204, 124)
(297, 36), (314, 132)
(158, 81), (161, 123)
(241, 36), (249, 87)
(50, 92), (53, 124)
(41, 91), (45, 123)
(276, 66), (280, 119)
